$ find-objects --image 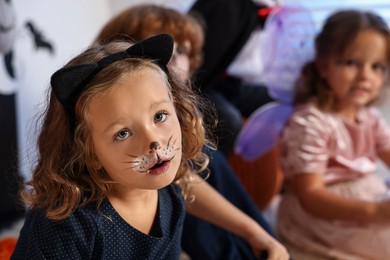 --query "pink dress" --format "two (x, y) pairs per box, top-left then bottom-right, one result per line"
(278, 104), (390, 260)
